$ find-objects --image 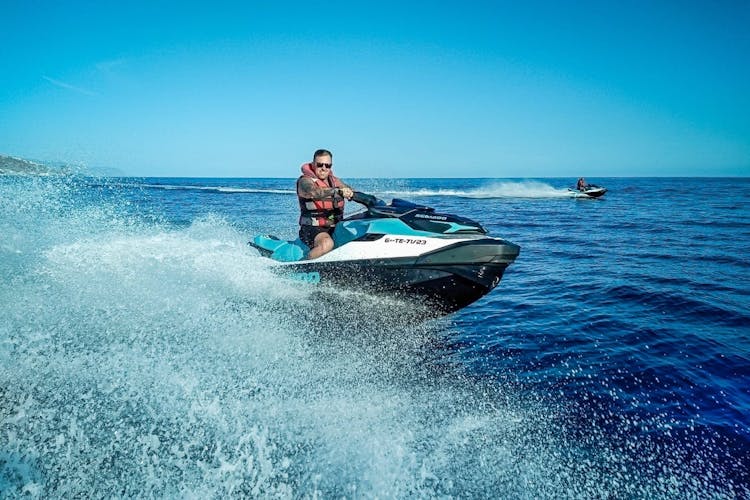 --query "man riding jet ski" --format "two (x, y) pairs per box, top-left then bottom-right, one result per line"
(249, 192), (520, 315)
(570, 177), (607, 198)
